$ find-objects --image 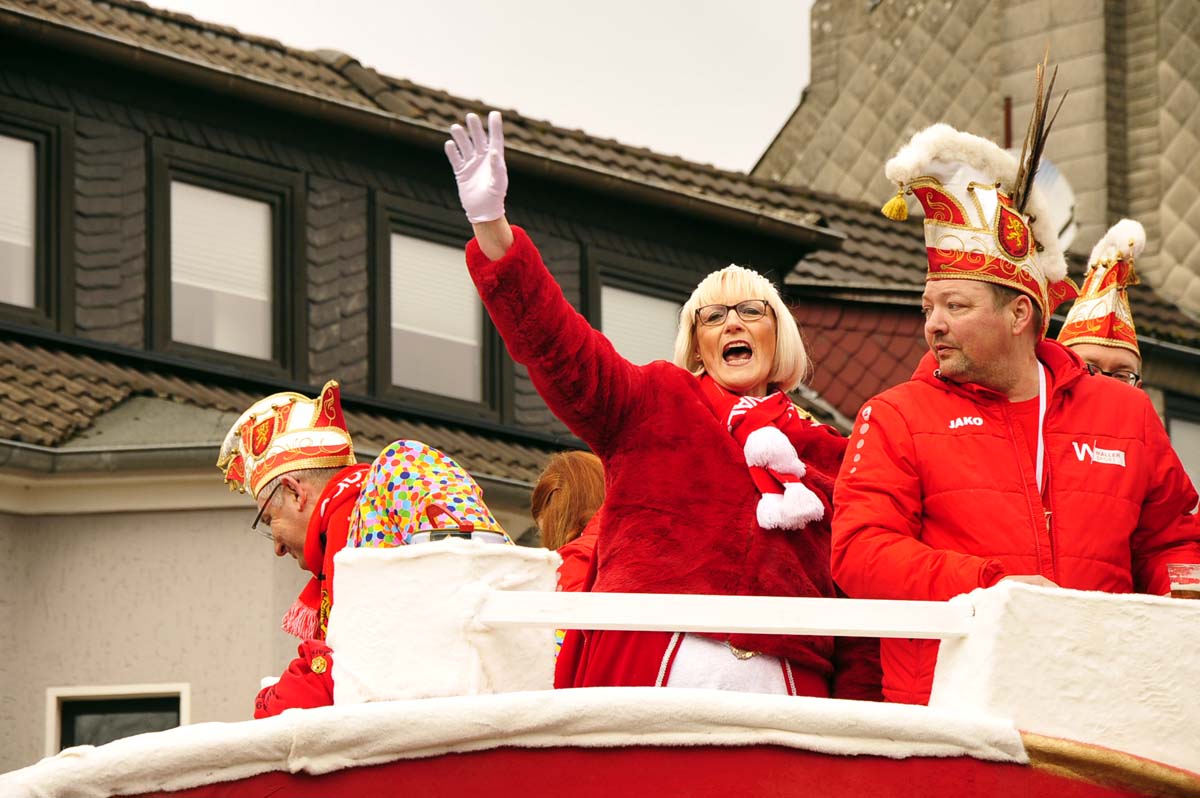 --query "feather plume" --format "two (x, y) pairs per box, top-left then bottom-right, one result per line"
(1013, 50), (1069, 213)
